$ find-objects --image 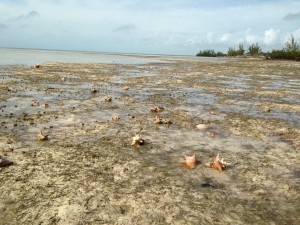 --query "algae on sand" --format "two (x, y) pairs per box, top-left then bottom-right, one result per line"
(0, 58), (300, 224)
